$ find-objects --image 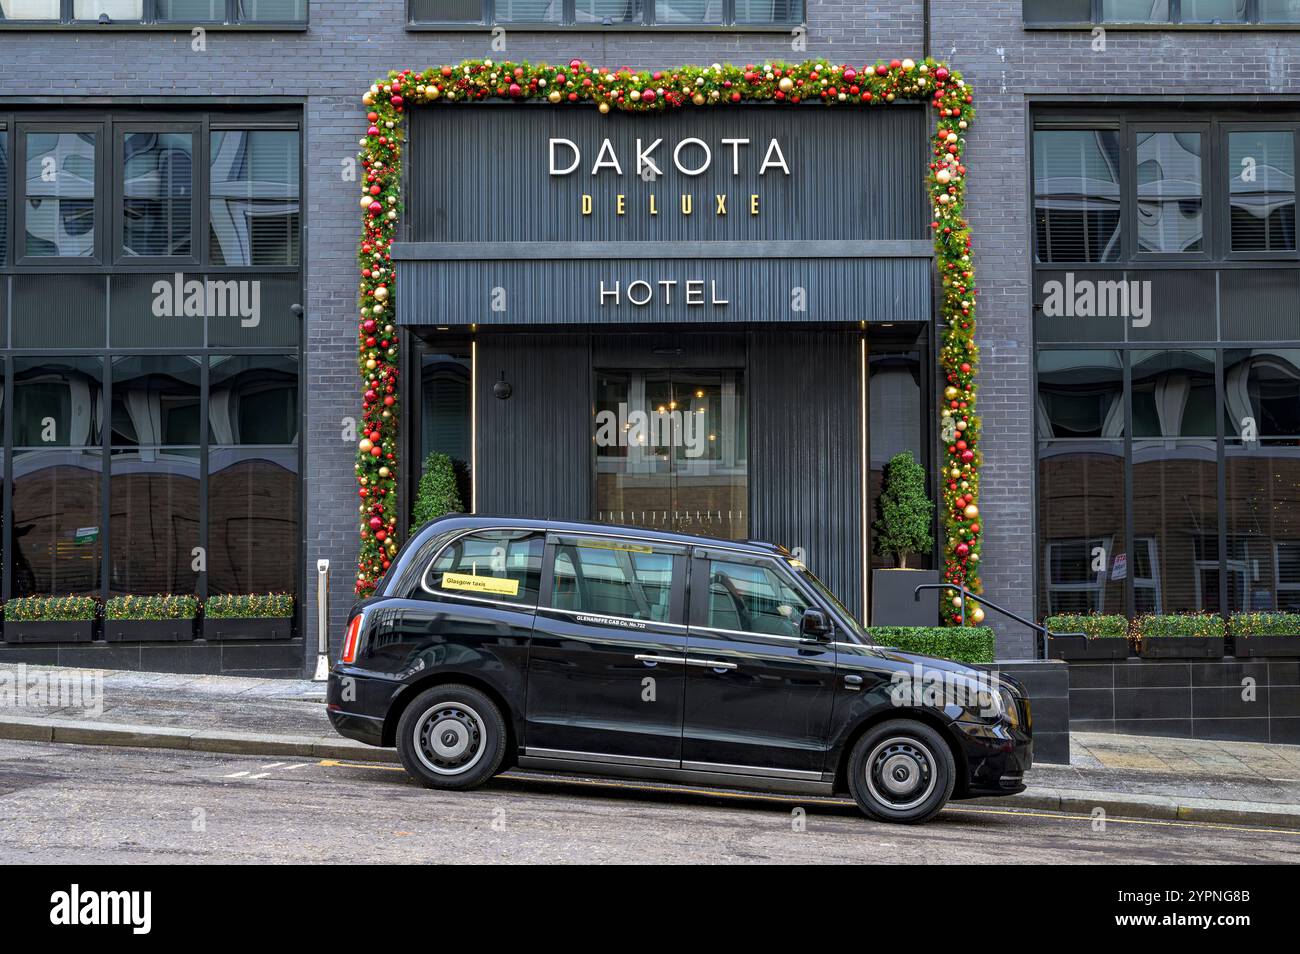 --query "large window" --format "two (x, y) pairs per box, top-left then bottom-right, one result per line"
(1034, 116), (1300, 264)
(209, 130), (299, 267)
(704, 557), (811, 638)
(1026, 0), (1300, 23)
(595, 368), (747, 540)
(426, 529), (543, 605)
(0, 108), (303, 610)
(22, 130), (97, 259)
(408, 0), (800, 26)
(0, 0), (306, 24)
(1034, 130), (1122, 263)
